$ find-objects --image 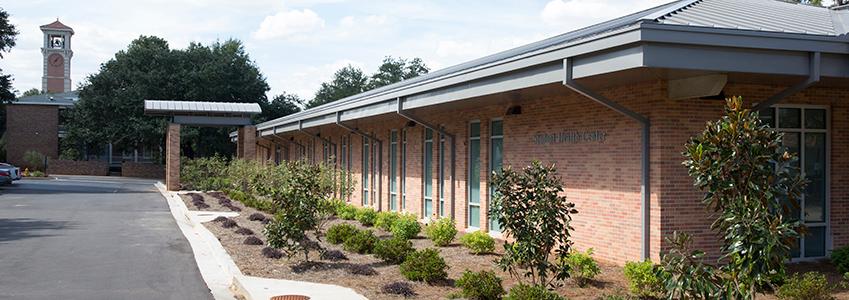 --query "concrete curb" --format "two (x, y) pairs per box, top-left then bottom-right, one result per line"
(156, 184), (367, 300)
